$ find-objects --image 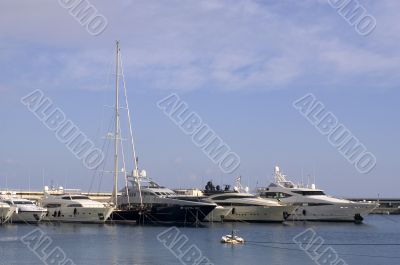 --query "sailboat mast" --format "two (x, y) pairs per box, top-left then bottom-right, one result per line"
(113, 40), (120, 205)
